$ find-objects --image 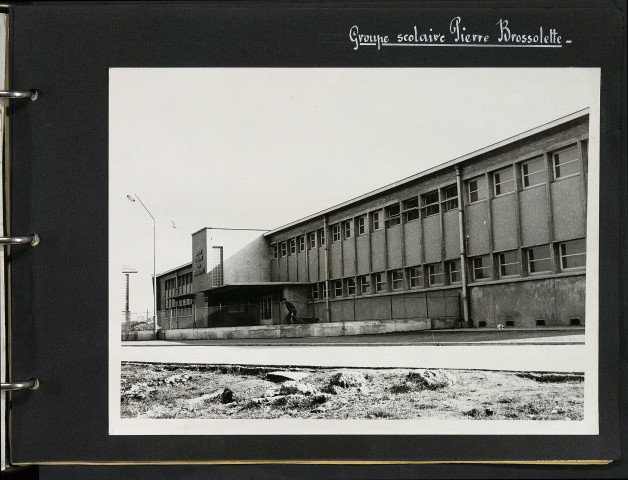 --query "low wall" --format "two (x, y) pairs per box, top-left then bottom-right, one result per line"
(121, 330), (155, 341)
(160, 318), (455, 341)
(469, 274), (585, 328)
